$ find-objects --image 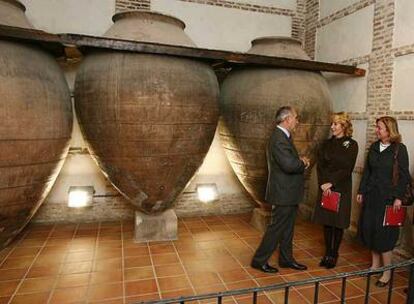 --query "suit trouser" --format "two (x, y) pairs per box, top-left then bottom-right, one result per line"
(252, 204), (298, 265)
